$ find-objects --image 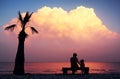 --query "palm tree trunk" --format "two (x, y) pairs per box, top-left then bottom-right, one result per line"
(13, 30), (26, 75)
